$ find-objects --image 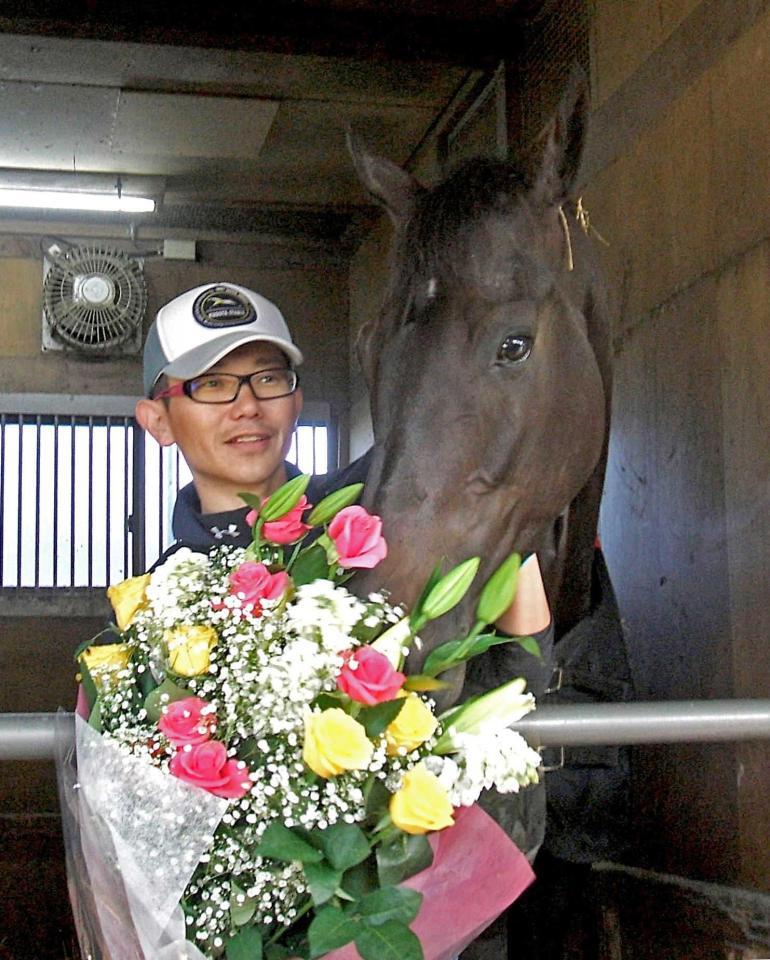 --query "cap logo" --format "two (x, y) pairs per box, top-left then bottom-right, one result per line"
(192, 286), (256, 328)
